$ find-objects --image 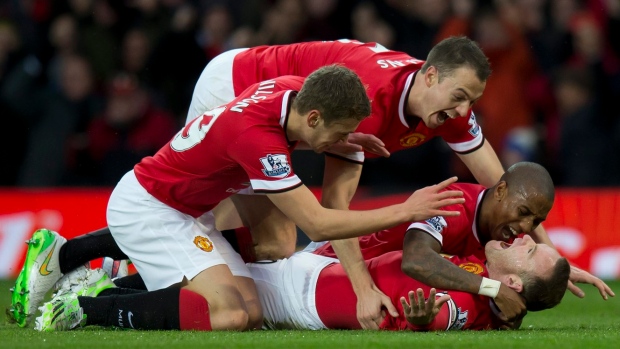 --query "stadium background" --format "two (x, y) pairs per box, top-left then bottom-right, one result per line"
(1, 0), (619, 279)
